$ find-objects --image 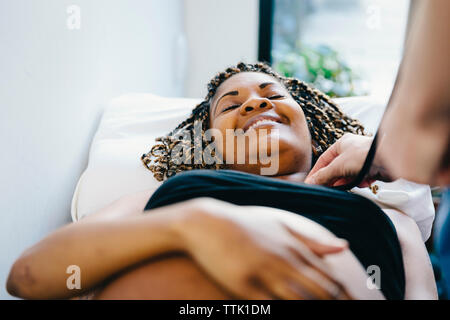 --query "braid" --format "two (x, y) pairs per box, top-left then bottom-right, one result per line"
(142, 62), (366, 181)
